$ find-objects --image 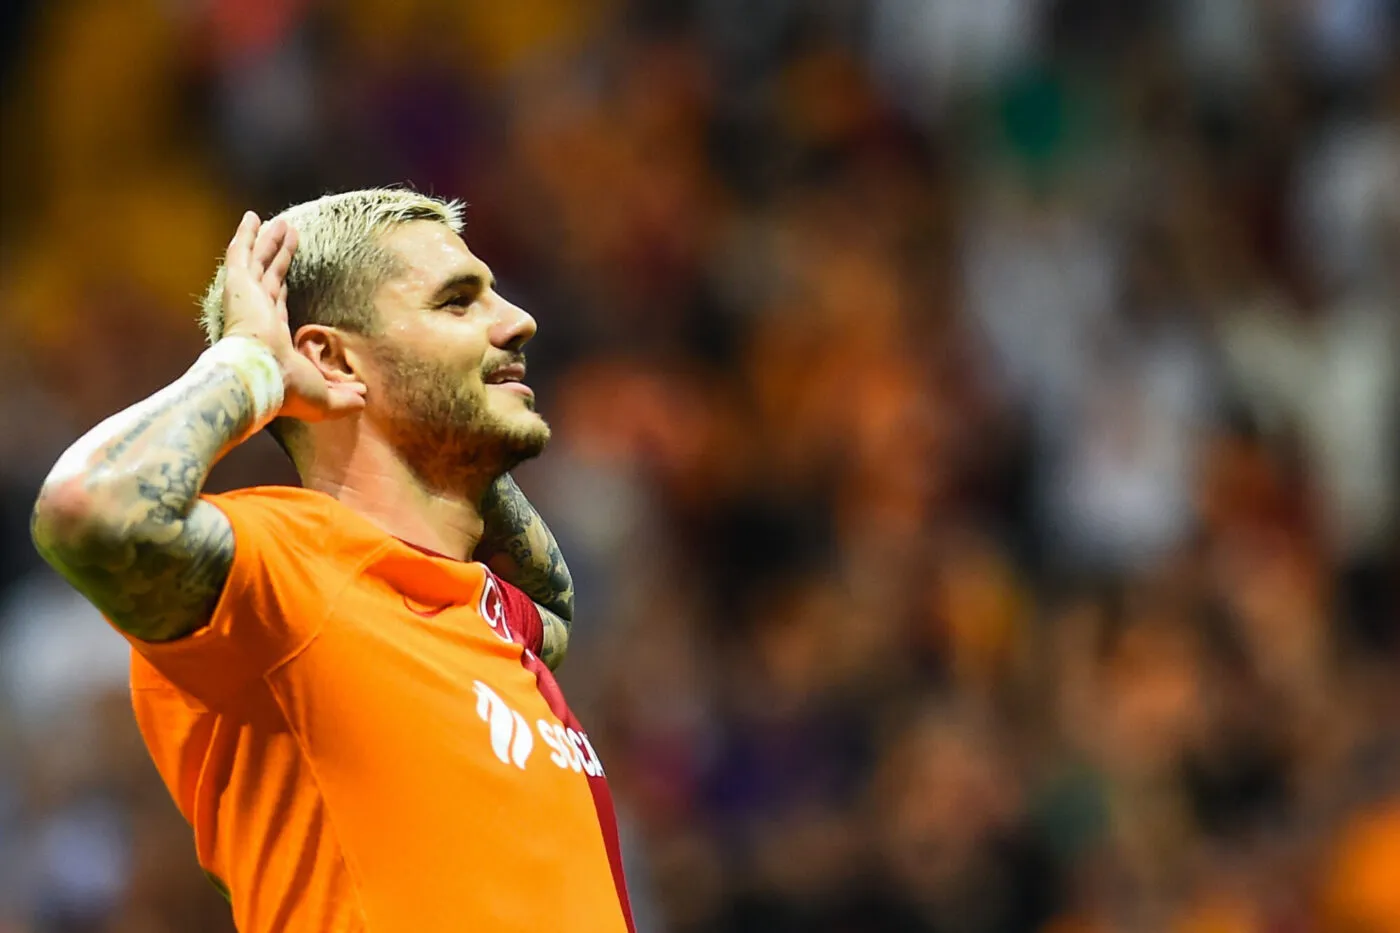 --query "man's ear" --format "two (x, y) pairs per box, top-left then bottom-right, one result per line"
(294, 325), (363, 384)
